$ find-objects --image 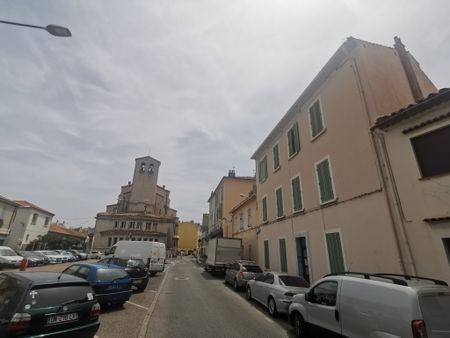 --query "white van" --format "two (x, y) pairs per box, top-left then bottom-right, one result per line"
(288, 272), (450, 338)
(108, 241), (166, 275)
